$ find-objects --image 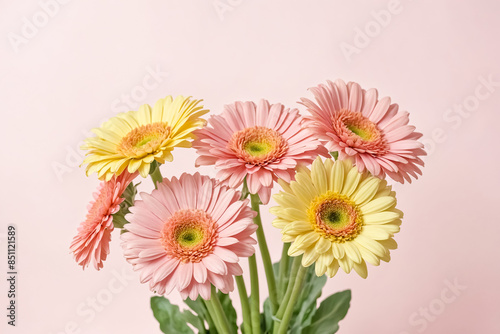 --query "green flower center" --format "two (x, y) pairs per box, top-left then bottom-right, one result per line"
(321, 208), (348, 227)
(176, 226), (204, 248)
(229, 126), (288, 166)
(244, 141), (273, 157)
(160, 209), (218, 263)
(346, 124), (373, 141)
(308, 191), (363, 242)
